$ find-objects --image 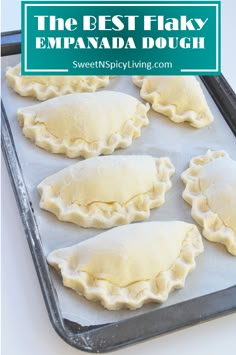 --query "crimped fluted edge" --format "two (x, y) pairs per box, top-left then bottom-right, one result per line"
(38, 157), (175, 229)
(133, 76), (214, 128)
(181, 150), (236, 255)
(47, 224), (204, 310)
(6, 63), (111, 101)
(17, 101), (150, 158)
(132, 76), (145, 88)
